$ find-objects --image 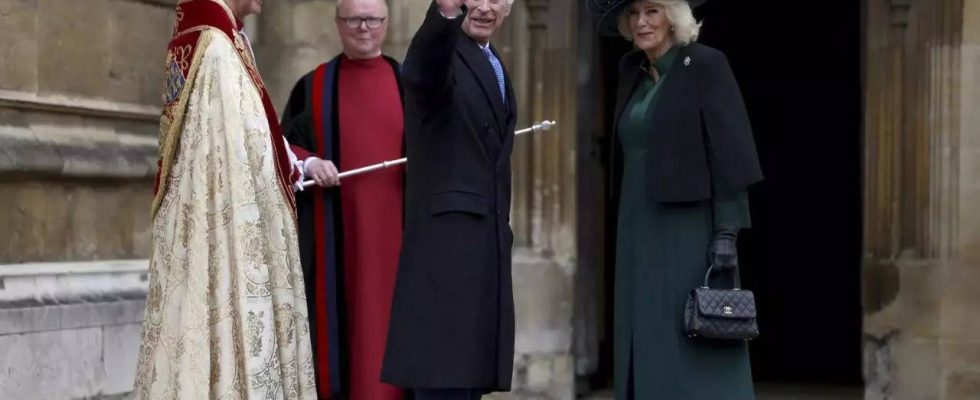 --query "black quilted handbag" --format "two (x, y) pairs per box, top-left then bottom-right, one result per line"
(683, 263), (759, 341)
